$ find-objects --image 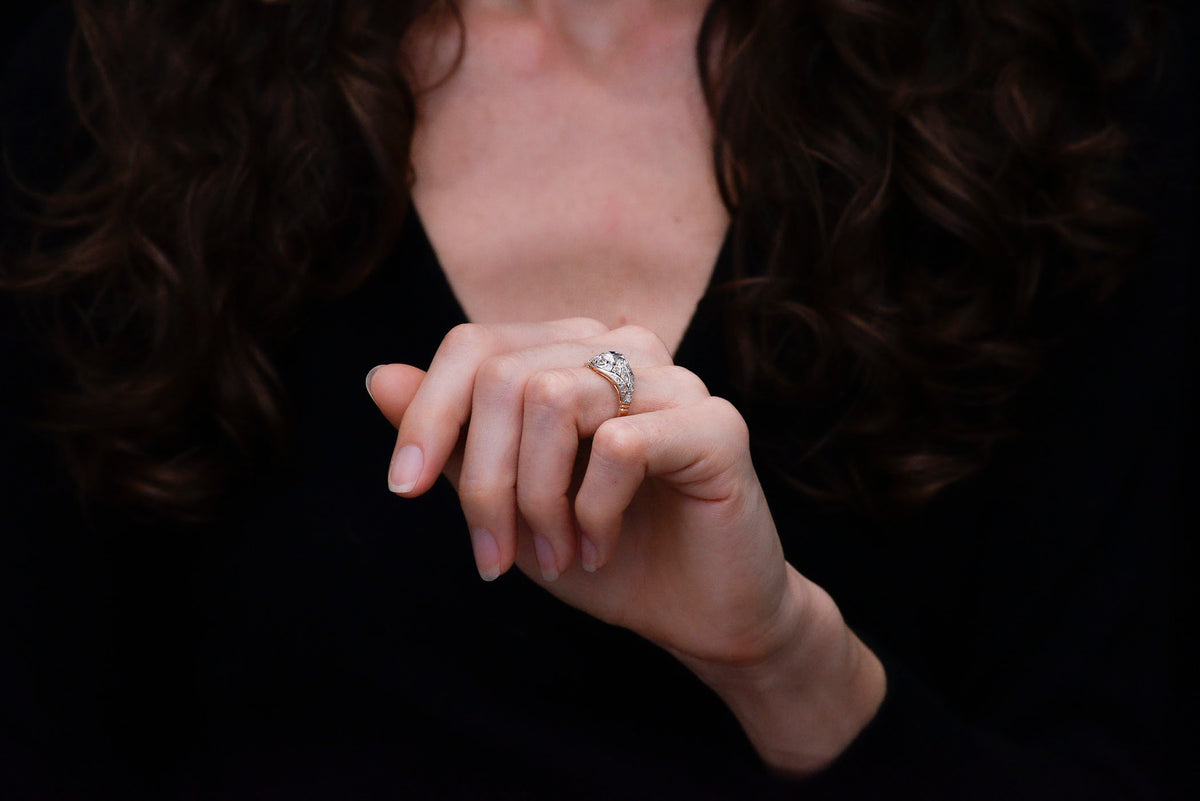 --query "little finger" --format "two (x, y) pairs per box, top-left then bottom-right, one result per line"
(574, 397), (753, 570)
